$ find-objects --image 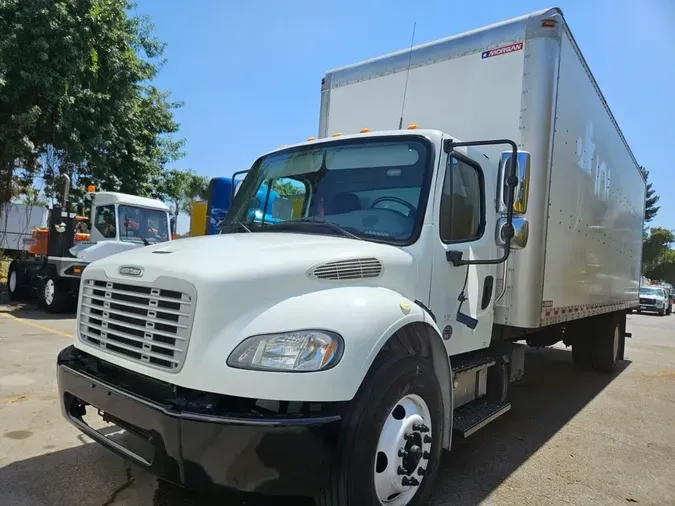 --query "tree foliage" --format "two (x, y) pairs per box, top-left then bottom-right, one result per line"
(0, 0), (184, 215)
(272, 179), (304, 197)
(639, 166), (659, 224)
(153, 168), (209, 219)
